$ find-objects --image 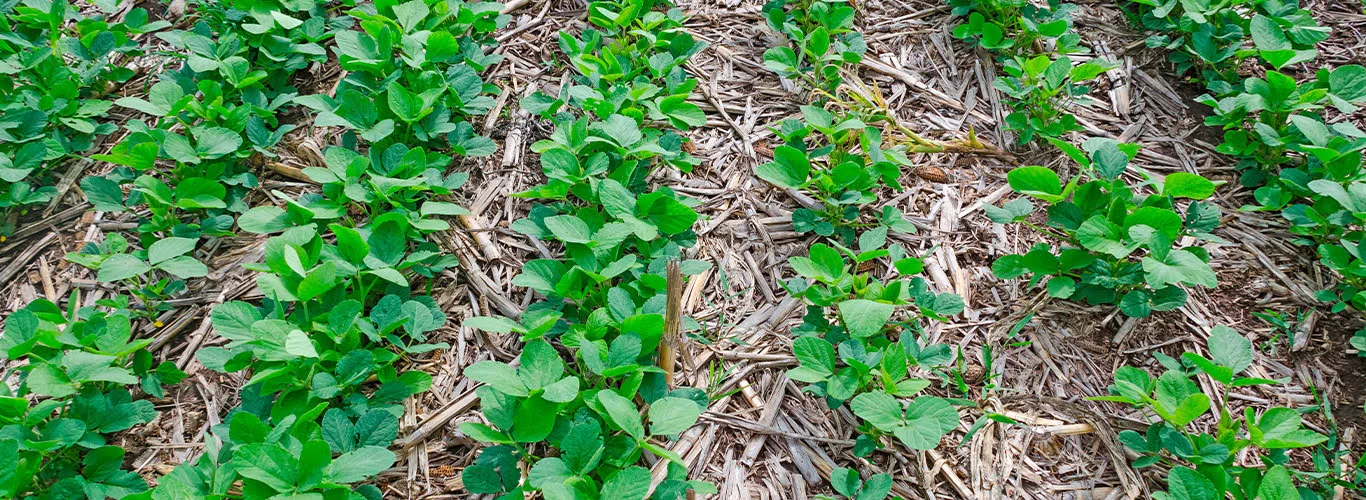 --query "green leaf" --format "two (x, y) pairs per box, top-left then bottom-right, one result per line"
(598, 179), (637, 218)
(859, 473), (893, 500)
(529, 458), (571, 490)
(463, 316), (525, 334)
(991, 255), (1026, 279)
(391, 0), (430, 33)
(1154, 371), (1210, 426)
(984, 198), (1033, 223)
(465, 361), (529, 397)
(1329, 65), (1366, 102)
(1091, 142), (1129, 179)
(838, 299), (895, 338)
(1164, 173), (1216, 199)
(893, 397), (960, 450)
(211, 302), (261, 341)
(1007, 166), (1062, 201)
(0, 309), (39, 359)
(559, 423), (603, 475)
(544, 215), (592, 244)
(519, 339), (565, 390)
(789, 243), (846, 283)
(649, 397), (702, 436)
(851, 392), (903, 429)
(1119, 290), (1152, 318)
(1046, 277), (1075, 298)
(792, 336), (836, 379)
(233, 444), (298, 491)
(598, 390), (645, 440)
(368, 215), (407, 266)
(1125, 207), (1184, 240)
(147, 237), (197, 265)
(97, 254), (151, 282)
(762, 46), (798, 73)
(332, 224), (369, 263)
(27, 363), (76, 397)
(155, 256), (208, 279)
(1255, 466), (1297, 500)
(639, 193), (697, 235)
(513, 259), (566, 295)
(755, 146), (811, 188)
(1308, 180), (1356, 210)
(296, 262), (340, 301)
(1250, 408), (1327, 448)
(593, 114), (643, 146)
(115, 80), (183, 116)
(1076, 217), (1132, 259)
(387, 81), (428, 122)
(176, 177), (228, 209)
(328, 446), (395, 483)
(81, 176), (125, 212)
(830, 468), (859, 497)
(660, 96), (707, 128)
(601, 466), (652, 500)
(514, 396), (558, 442)
(462, 462), (510, 494)
(1208, 326), (1251, 375)
(194, 127), (243, 159)
(1142, 249), (1216, 289)
(284, 330), (319, 358)
(1165, 466), (1218, 500)
(238, 206), (293, 234)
